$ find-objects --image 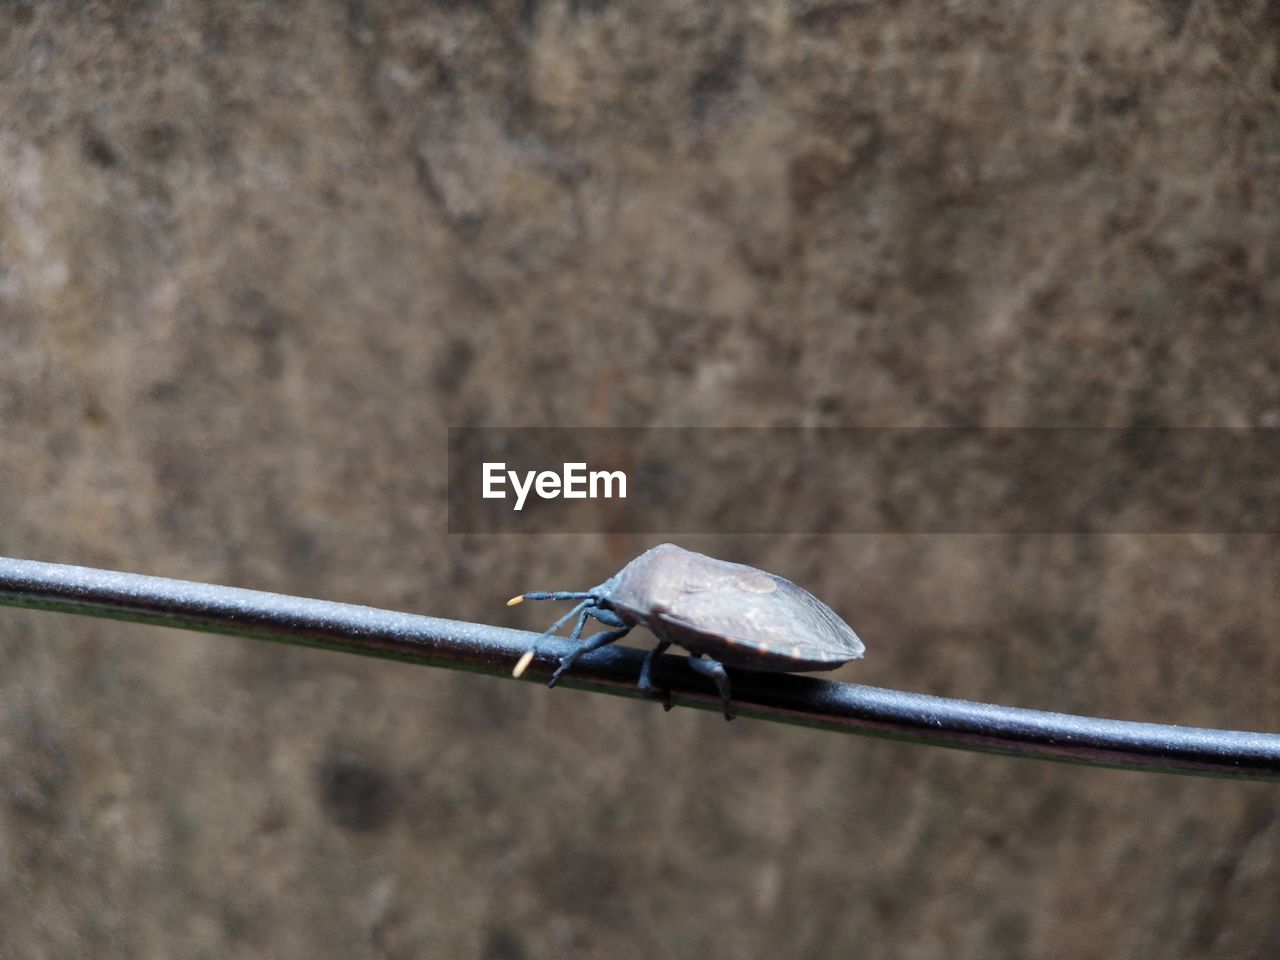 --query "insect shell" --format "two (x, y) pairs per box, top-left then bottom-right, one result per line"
(509, 543), (864, 720)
